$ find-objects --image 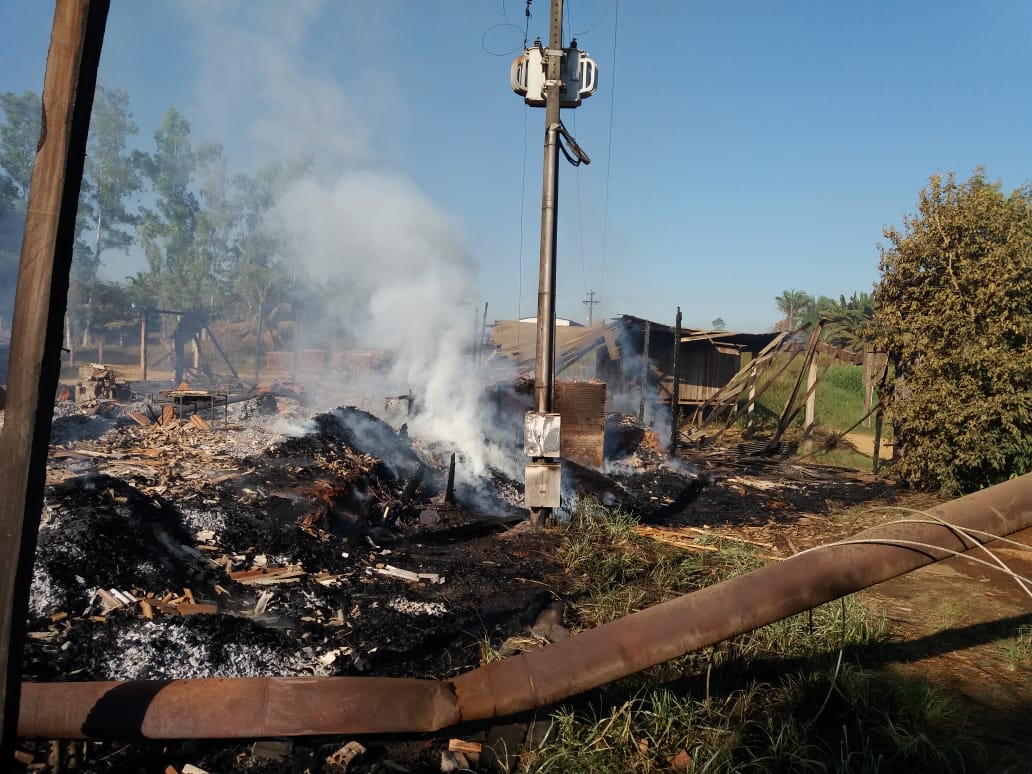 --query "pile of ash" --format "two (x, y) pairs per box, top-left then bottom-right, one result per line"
(18, 399), (713, 771)
(24, 403), (559, 697)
